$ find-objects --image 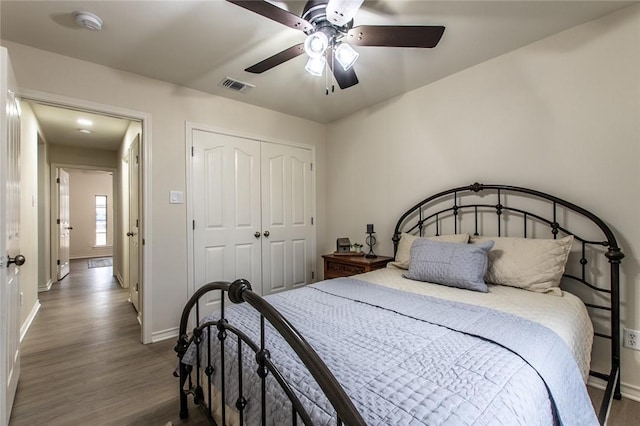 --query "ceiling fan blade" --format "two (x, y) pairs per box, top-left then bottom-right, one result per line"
(327, 50), (359, 89)
(347, 25), (446, 48)
(245, 43), (305, 74)
(226, 0), (313, 32)
(326, 0), (364, 27)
